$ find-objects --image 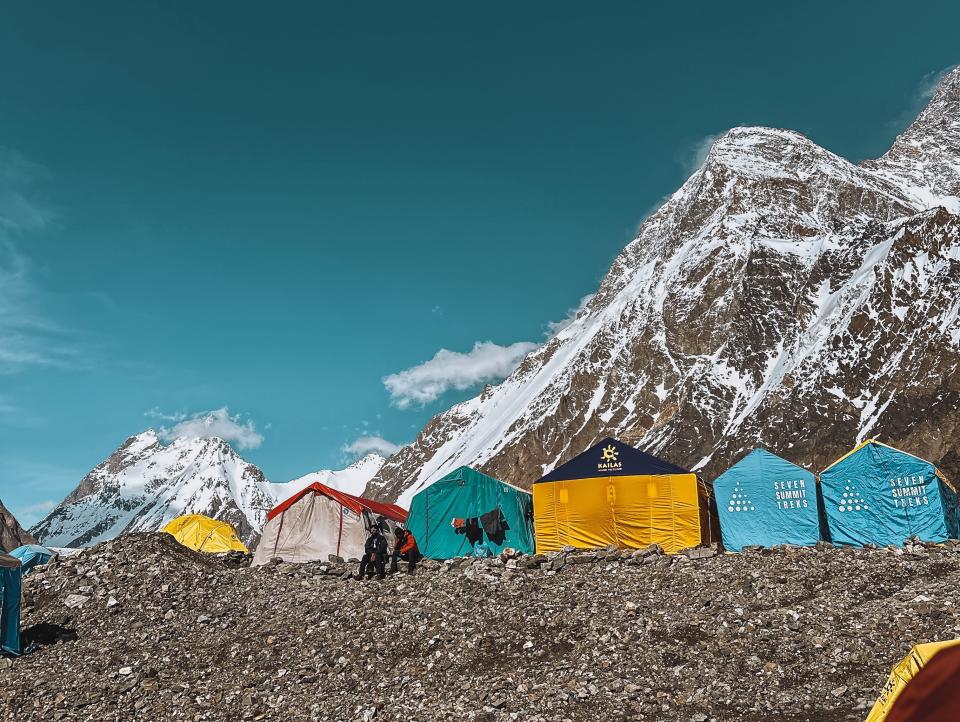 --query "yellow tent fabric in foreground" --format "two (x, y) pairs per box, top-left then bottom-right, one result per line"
(532, 438), (712, 554)
(162, 514), (249, 554)
(866, 639), (960, 722)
